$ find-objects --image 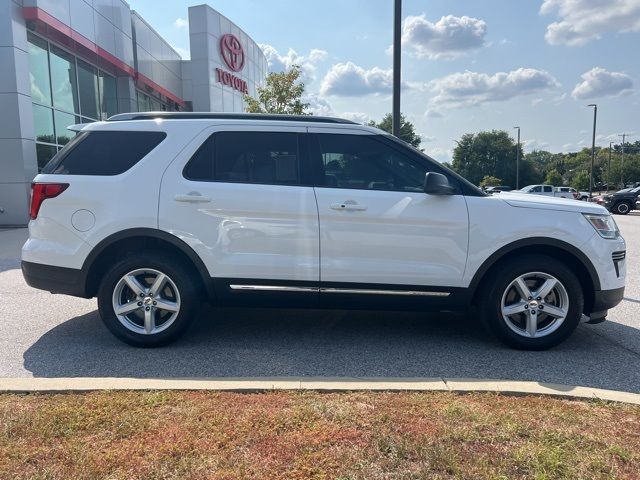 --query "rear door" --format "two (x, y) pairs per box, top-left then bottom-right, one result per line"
(159, 125), (320, 304)
(308, 128), (469, 297)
